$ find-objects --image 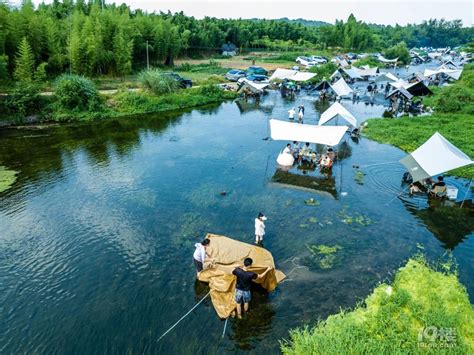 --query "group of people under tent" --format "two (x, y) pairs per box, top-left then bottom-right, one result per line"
(287, 105), (305, 123)
(403, 173), (448, 198)
(283, 141), (335, 169)
(192, 212), (270, 319)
